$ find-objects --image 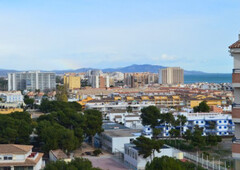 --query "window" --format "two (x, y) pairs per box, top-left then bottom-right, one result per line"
(219, 120), (222, 123)
(196, 121), (198, 124)
(224, 126), (227, 129)
(224, 121), (227, 123)
(219, 126), (222, 129)
(3, 155), (12, 160)
(201, 121), (204, 123)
